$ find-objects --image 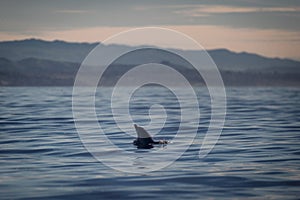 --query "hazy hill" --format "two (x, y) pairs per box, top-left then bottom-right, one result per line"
(0, 57), (79, 86)
(0, 39), (299, 86)
(208, 49), (300, 73)
(0, 39), (96, 63)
